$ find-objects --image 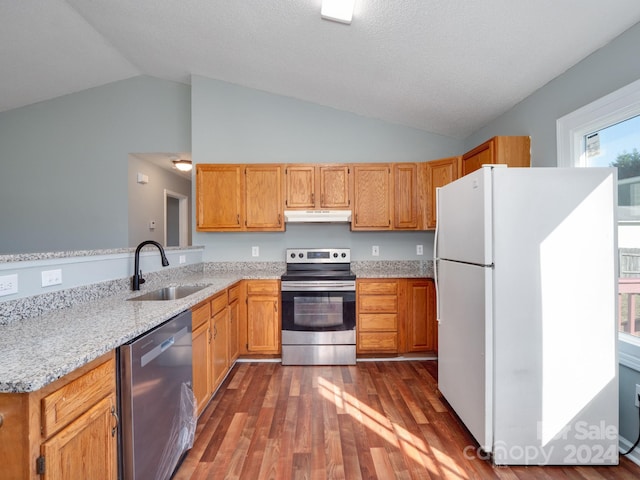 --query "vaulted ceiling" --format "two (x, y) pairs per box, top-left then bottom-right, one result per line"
(2, 1), (640, 138)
